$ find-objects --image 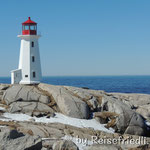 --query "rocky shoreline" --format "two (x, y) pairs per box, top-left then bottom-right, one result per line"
(0, 83), (150, 150)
